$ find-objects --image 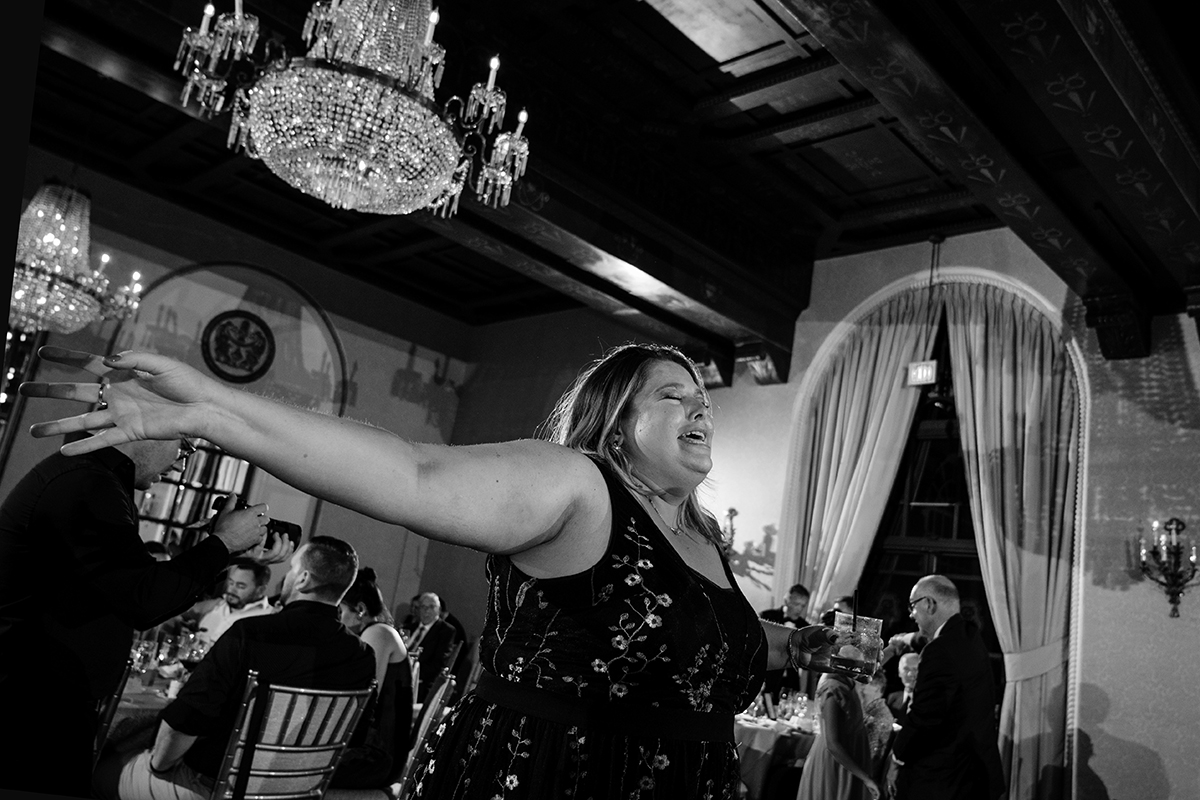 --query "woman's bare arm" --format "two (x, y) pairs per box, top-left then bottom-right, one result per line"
(760, 620), (840, 671)
(819, 692), (881, 796)
(22, 348), (606, 559)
